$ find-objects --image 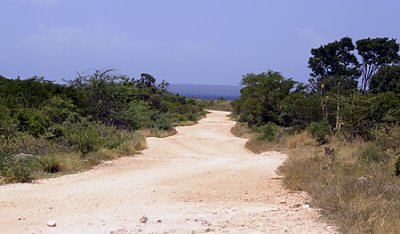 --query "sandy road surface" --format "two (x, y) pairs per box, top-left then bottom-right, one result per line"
(0, 111), (336, 234)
